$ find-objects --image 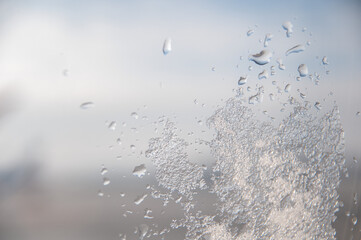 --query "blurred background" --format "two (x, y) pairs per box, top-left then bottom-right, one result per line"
(0, 0), (360, 239)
